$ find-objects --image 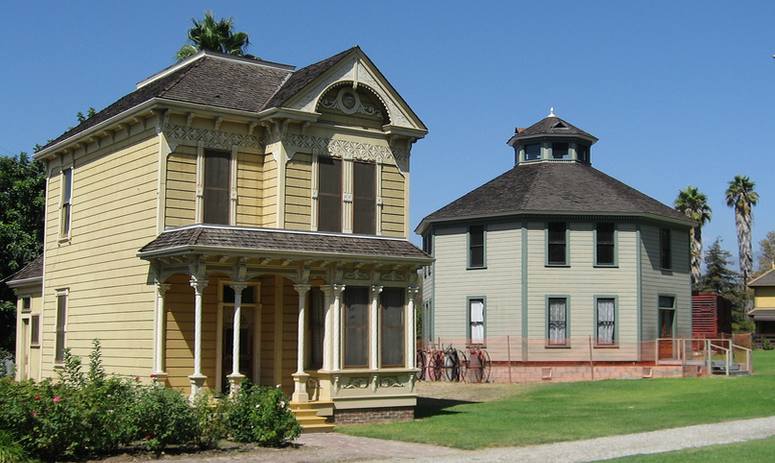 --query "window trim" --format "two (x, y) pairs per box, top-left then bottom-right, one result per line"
(659, 228), (673, 271)
(594, 223), (618, 267)
(59, 167), (73, 241)
(352, 160), (377, 235)
(545, 222), (570, 267)
(545, 295), (571, 348)
(316, 155), (343, 233)
(201, 149), (233, 225)
(54, 289), (69, 365)
(466, 296), (487, 346)
(467, 224), (487, 270)
(593, 295), (619, 348)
